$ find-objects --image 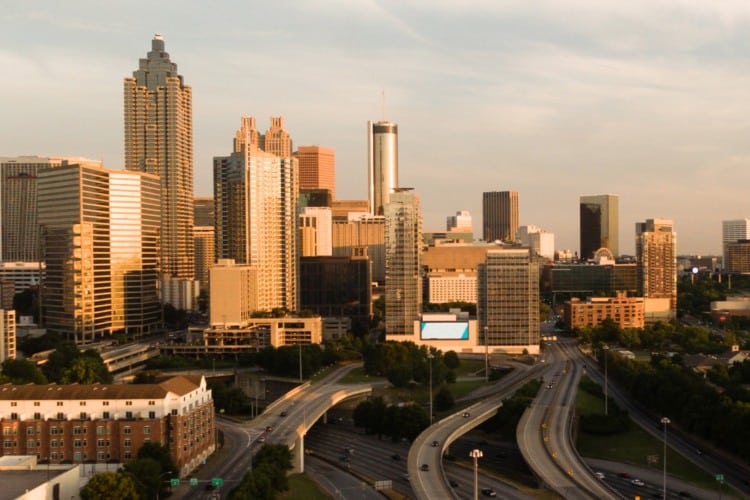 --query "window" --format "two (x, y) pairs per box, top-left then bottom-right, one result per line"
(124, 439), (131, 448)
(10, 402), (16, 407)
(33, 412), (41, 420)
(144, 426), (151, 435)
(103, 412), (110, 420)
(56, 412), (64, 420)
(27, 428), (34, 435)
(123, 427), (131, 435)
(73, 427), (82, 435)
(74, 439), (82, 448)
(149, 411), (156, 419)
(74, 452), (82, 462)
(27, 439), (35, 448)
(80, 412), (88, 420)
(51, 452), (58, 460)
(171, 409), (178, 416)
(79, 401), (86, 406)
(97, 452), (105, 461)
(97, 439), (105, 447)
(33, 402), (40, 407)
(125, 411), (133, 419)
(124, 451), (131, 460)
(50, 440), (57, 448)
(102, 401), (109, 406)
(96, 426), (104, 435)
(125, 401), (132, 406)
(3, 441), (12, 448)
(10, 413), (17, 420)
(3, 428), (10, 436)
(148, 401), (155, 406)
(56, 402), (63, 406)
